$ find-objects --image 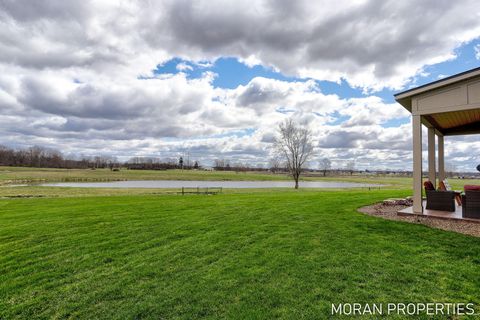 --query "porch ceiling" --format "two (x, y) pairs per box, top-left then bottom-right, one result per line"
(424, 108), (480, 135)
